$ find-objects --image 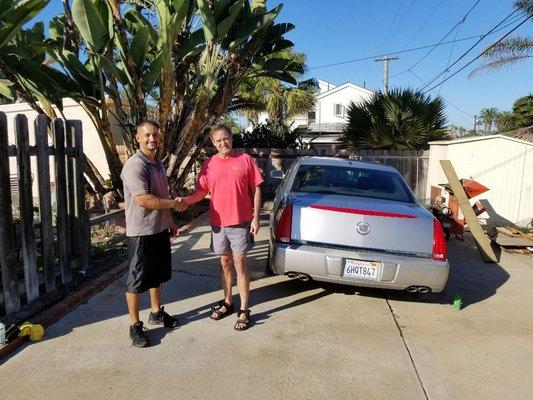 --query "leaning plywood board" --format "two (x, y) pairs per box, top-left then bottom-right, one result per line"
(440, 160), (498, 263)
